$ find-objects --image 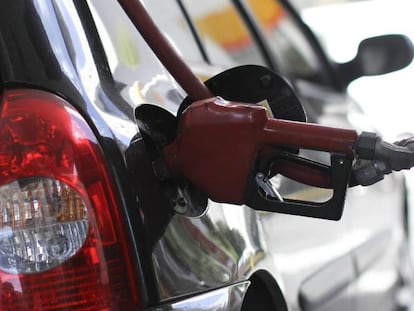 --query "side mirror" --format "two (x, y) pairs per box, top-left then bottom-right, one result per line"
(338, 34), (414, 86)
